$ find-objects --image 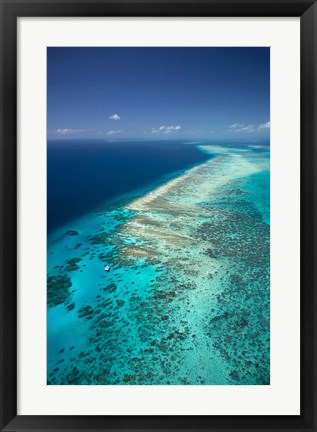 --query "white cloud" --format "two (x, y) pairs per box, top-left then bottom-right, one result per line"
(226, 123), (255, 133)
(237, 125), (255, 133)
(56, 128), (85, 134)
(258, 121), (270, 129)
(109, 114), (121, 120)
(152, 125), (182, 134)
(166, 125), (181, 130)
(227, 121), (270, 133)
(227, 123), (245, 129)
(107, 130), (122, 135)
(57, 128), (71, 134)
